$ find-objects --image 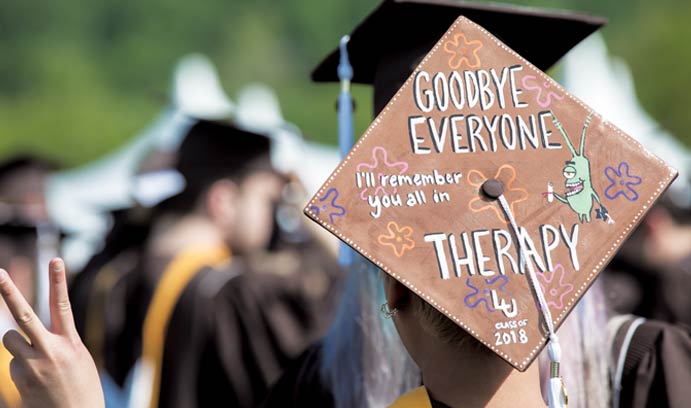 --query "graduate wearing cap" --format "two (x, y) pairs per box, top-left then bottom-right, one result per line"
(125, 119), (343, 408)
(302, 0), (678, 407)
(70, 119), (284, 399)
(123, 119), (279, 405)
(266, 1), (610, 407)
